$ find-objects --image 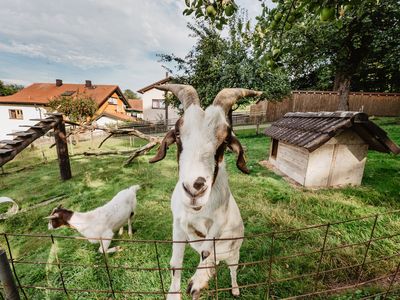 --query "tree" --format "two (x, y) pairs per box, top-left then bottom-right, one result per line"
(123, 89), (141, 99)
(182, 1), (400, 110)
(0, 80), (23, 96)
(256, 0), (400, 109)
(48, 93), (97, 124)
(159, 14), (290, 112)
(182, 0), (238, 30)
